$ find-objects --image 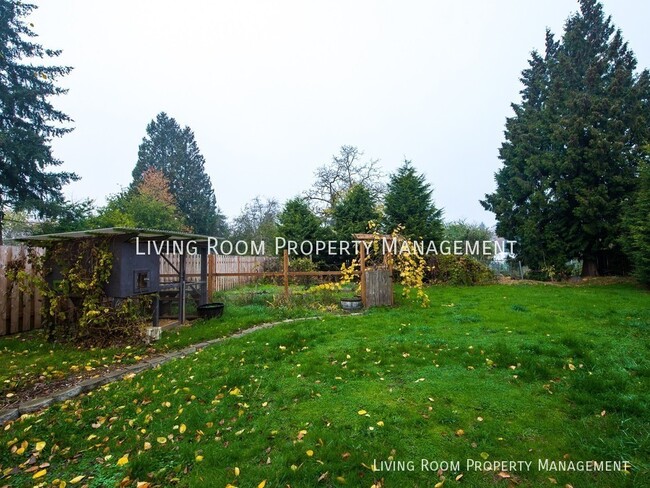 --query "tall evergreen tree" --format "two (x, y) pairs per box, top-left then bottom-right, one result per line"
(622, 159), (650, 285)
(0, 0), (77, 243)
(332, 184), (379, 240)
(277, 197), (324, 243)
(482, 0), (650, 275)
(481, 32), (567, 269)
(277, 197), (327, 258)
(383, 160), (443, 242)
(132, 112), (227, 236)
